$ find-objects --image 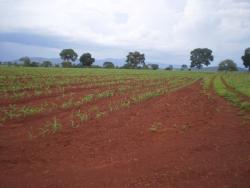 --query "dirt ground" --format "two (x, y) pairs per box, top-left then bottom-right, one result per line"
(0, 81), (249, 188)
